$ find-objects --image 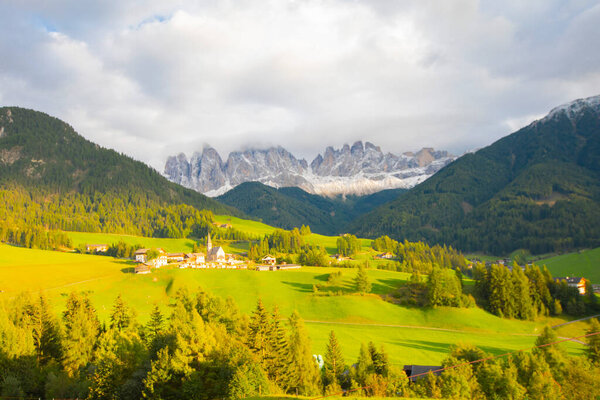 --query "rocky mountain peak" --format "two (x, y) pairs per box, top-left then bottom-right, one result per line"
(165, 141), (456, 197)
(543, 94), (600, 123)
